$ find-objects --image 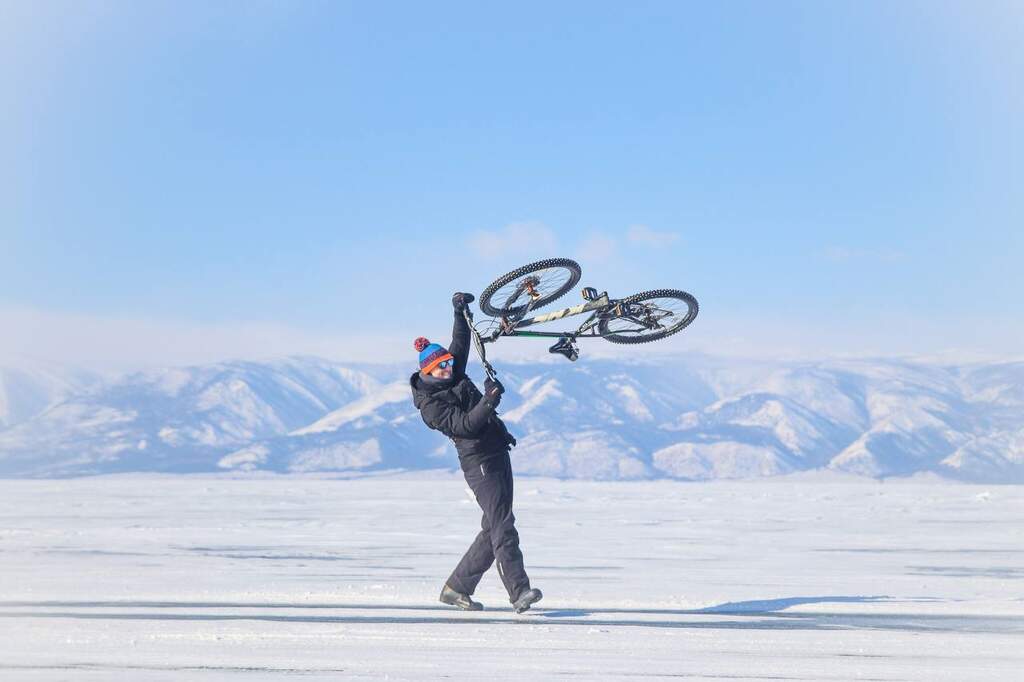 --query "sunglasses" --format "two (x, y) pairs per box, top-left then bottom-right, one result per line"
(437, 358), (455, 369)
